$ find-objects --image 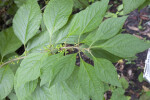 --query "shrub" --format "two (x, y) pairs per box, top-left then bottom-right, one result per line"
(0, 0), (150, 100)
